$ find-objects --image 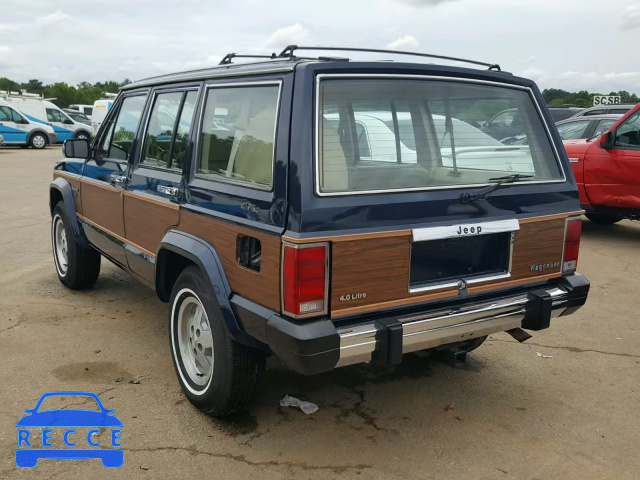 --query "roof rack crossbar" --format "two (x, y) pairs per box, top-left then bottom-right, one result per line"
(277, 45), (501, 71)
(219, 53), (277, 65)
